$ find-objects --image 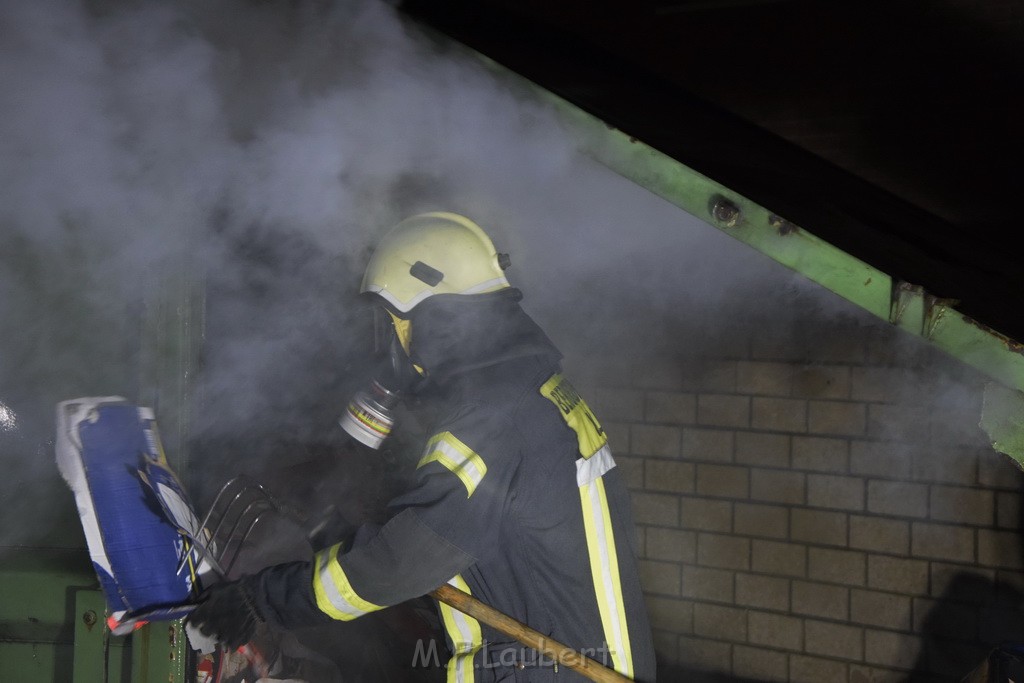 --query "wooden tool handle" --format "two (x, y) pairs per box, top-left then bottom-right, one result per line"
(429, 584), (633, 683)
